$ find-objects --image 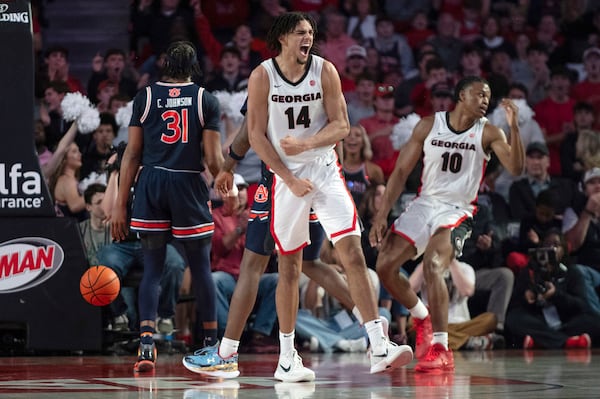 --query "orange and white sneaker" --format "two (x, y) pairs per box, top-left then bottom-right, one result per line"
(415, 343), (454, 373)
(134, 342), (157, 372)
(412, 315), (433, 360)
